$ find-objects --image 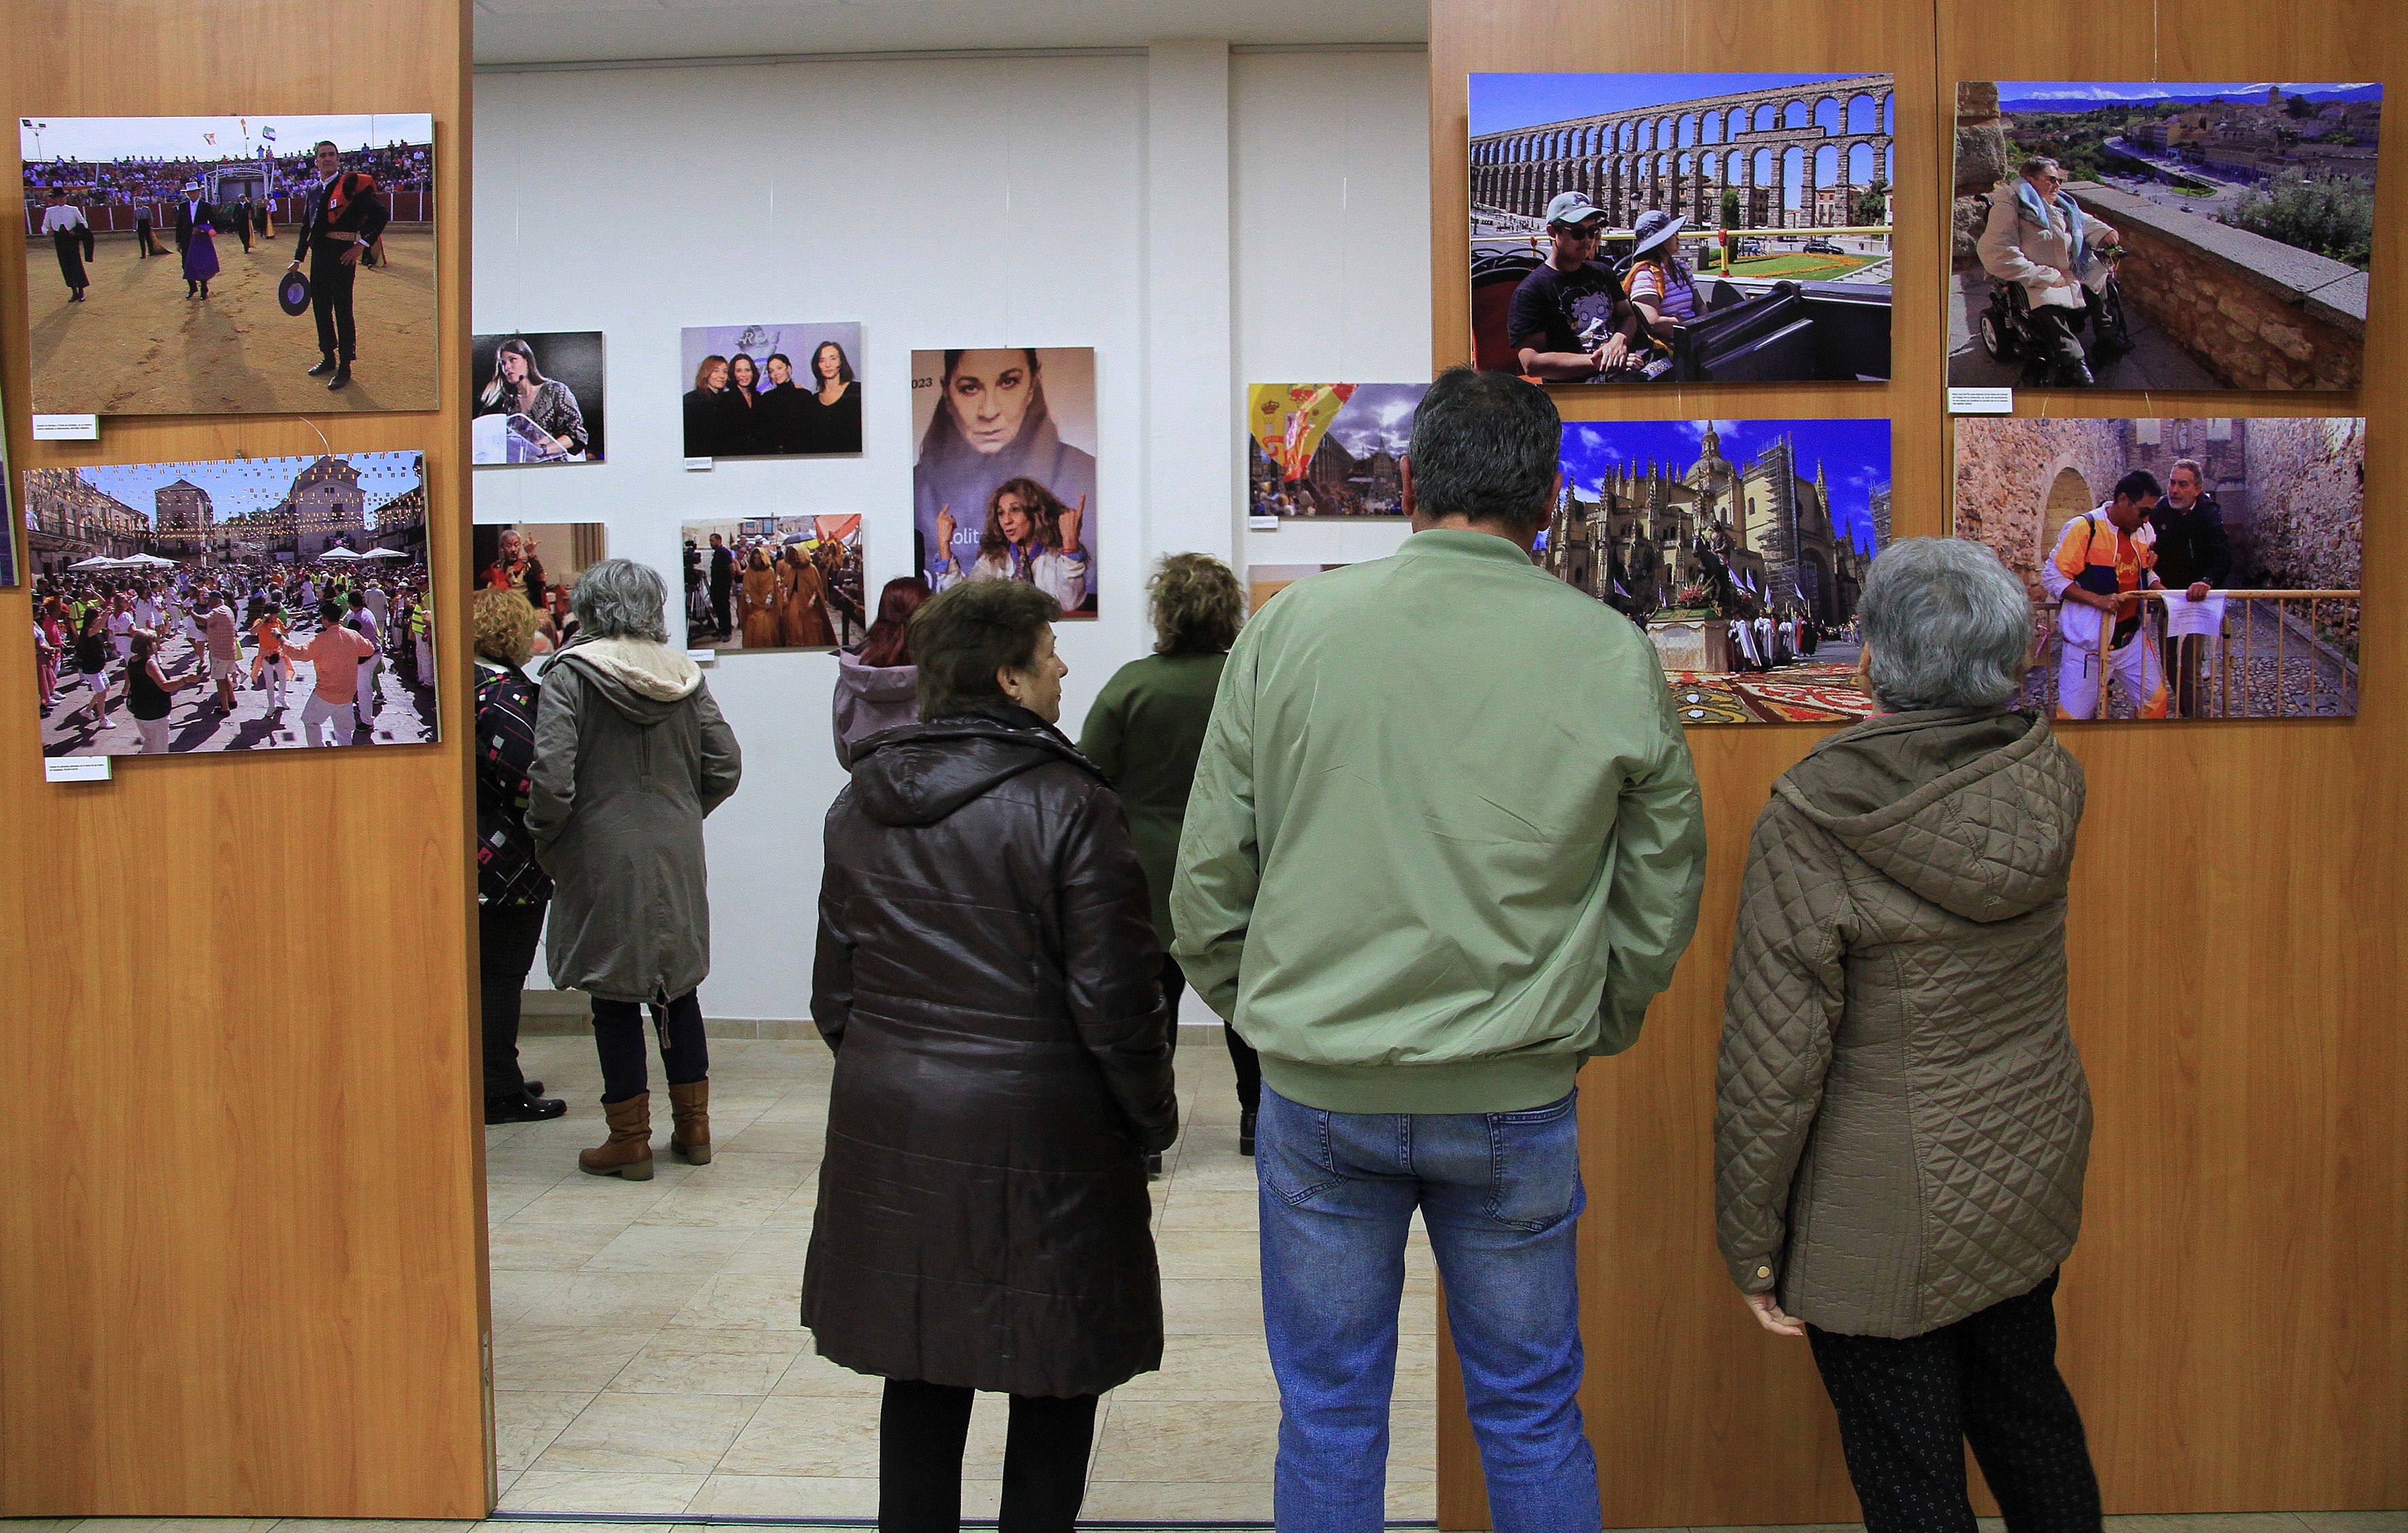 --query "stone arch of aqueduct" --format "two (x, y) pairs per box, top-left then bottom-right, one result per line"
(1471, 75), (1896, 229)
